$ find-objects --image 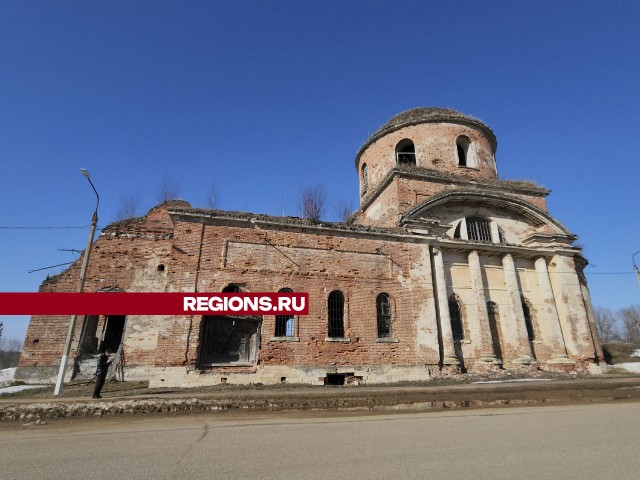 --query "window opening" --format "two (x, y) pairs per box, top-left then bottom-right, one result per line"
(275, 288), (295, 337)
(449, 298), (464, 341)
(487, 302), (503, 360)
(328, 290), (345, 338)
(376, 293), (392, 338)
(522, 302), (535, 341)
(453, 221), (462, 239)
(456, 136), (470, 166)
(466, 217), (492, 243)
(361, 164), (369, 193)
(396, 140), (416, 165)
